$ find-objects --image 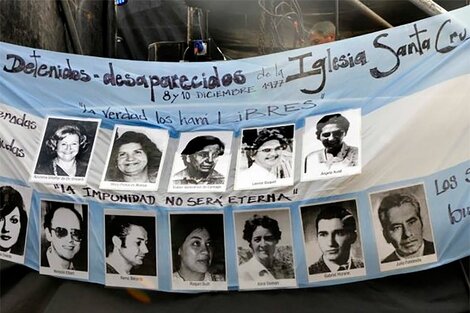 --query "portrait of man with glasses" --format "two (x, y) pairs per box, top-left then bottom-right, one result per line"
(302, 110), (361, 182)
(40, 200), (88, 277)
